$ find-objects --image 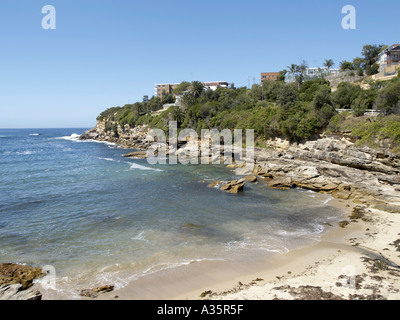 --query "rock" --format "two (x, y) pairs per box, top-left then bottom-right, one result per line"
(268, 176), (292, 189)
(0, 263), (44, 290)
(207, 180), (224, 188)
(244, 175), (257, 183)
(0, 284), (42, 301)
(226, 163), (245, 169)
(80, 285), (114, 299)
(0, 263), (44, 300)
(332, 189), (352, 200)
(220, 178), (246, 193)
(122, 151), (147, 159)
